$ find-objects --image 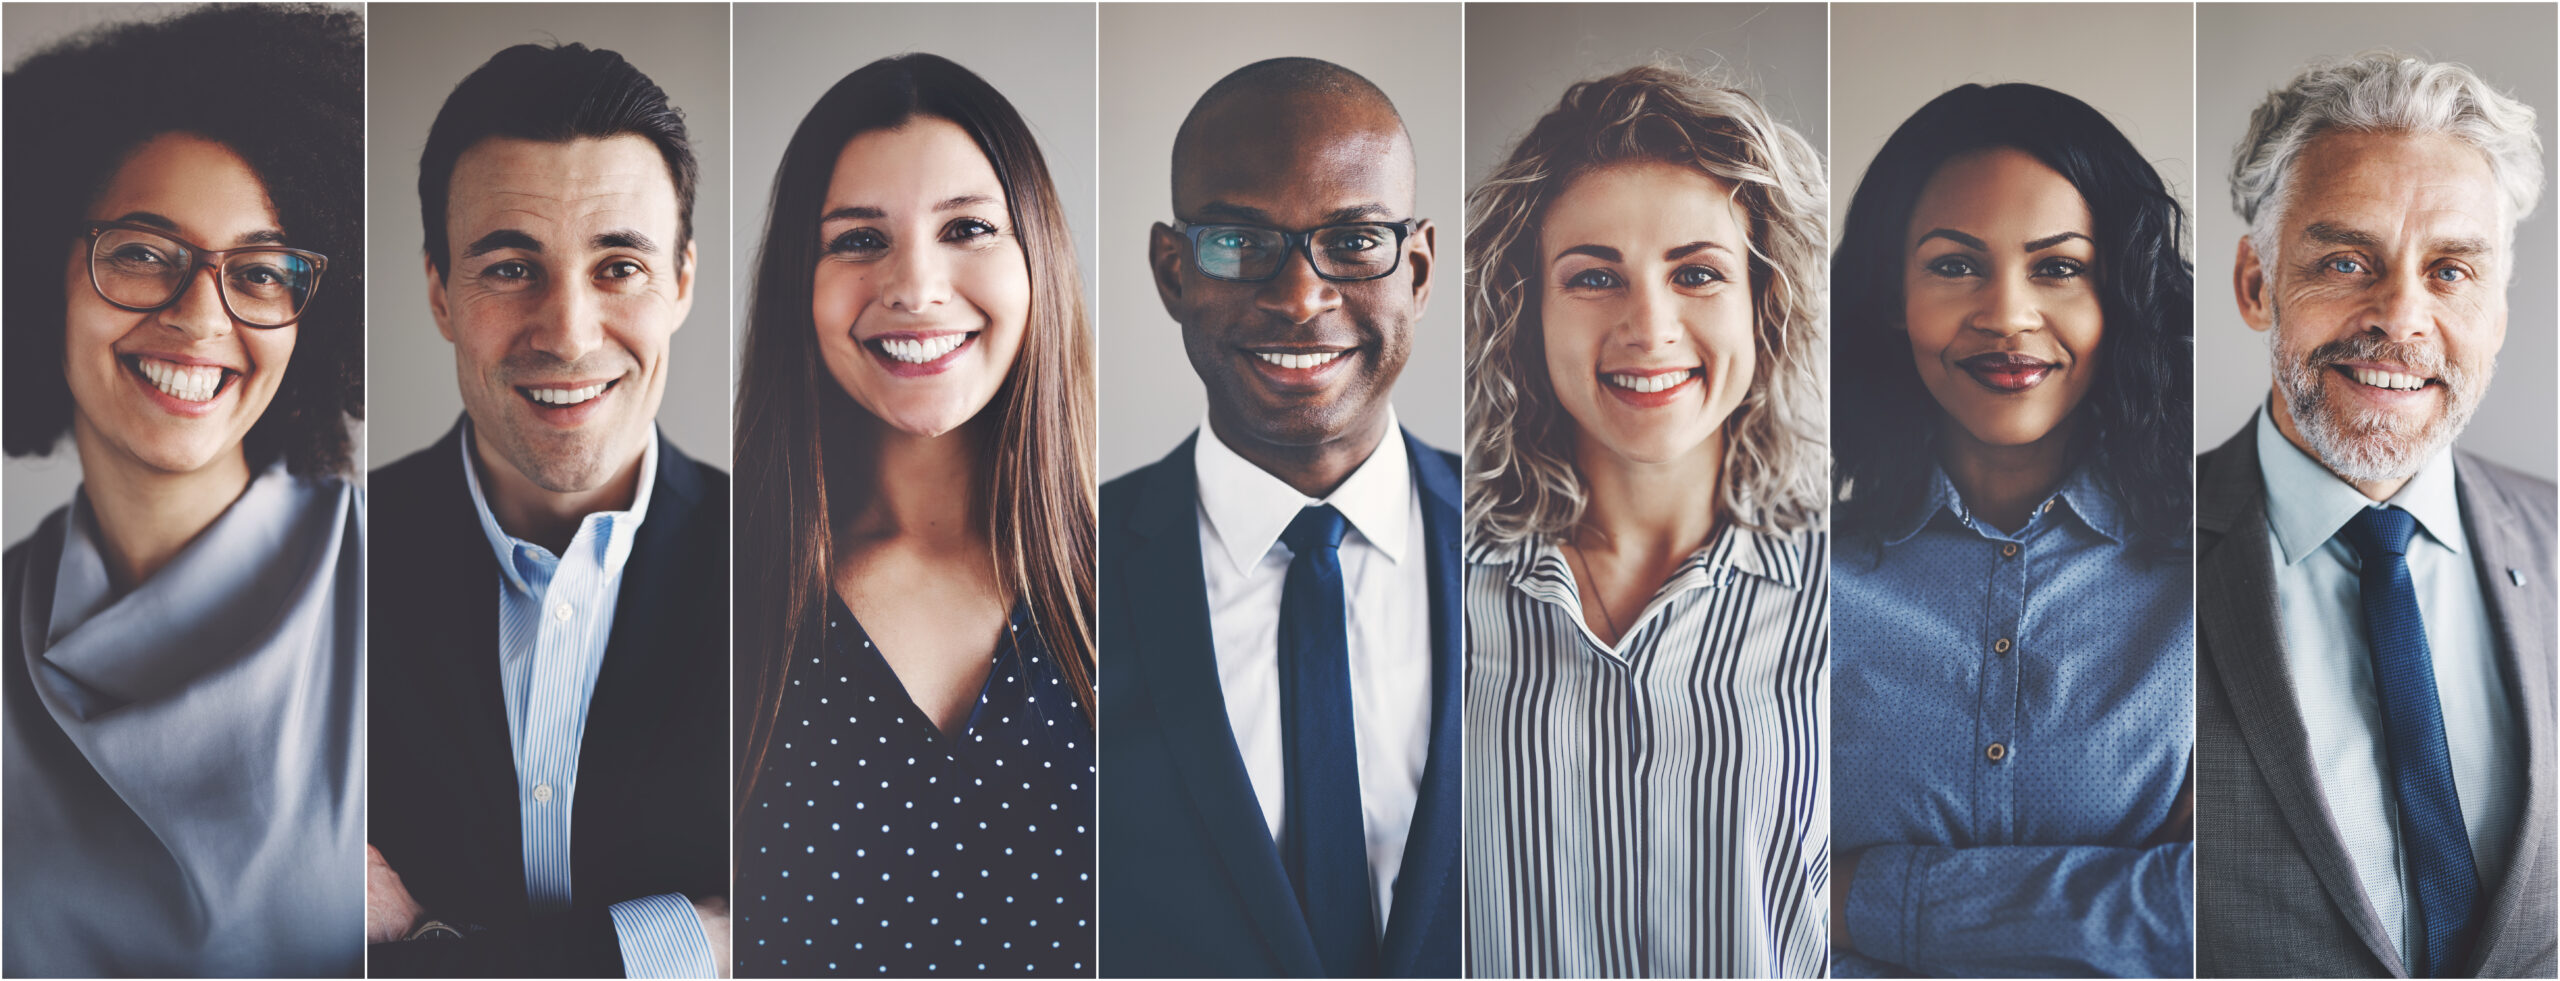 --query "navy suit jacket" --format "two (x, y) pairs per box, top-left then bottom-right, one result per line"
(367, 420), (730, 977)
(1097, 427), (1464, 978)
